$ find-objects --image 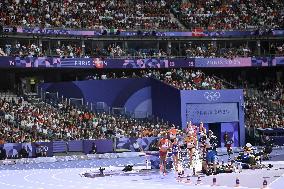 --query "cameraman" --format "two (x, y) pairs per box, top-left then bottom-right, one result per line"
(0, 146), (6, 160)
(19, 146), (29, 158)
(263, 135), (273, 160)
